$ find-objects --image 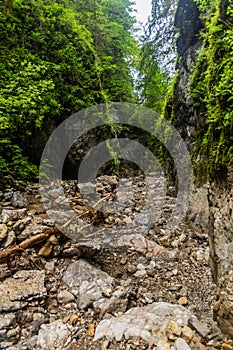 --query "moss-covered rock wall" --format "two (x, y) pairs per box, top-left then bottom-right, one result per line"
(171, 0), (233, 337)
